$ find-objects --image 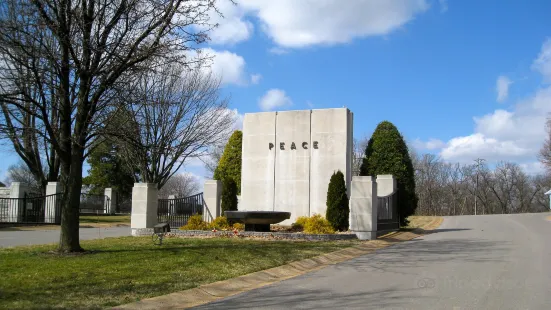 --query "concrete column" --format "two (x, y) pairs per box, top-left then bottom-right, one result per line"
(131, 183), (158, 236)
(45, 182), (61, 223)
(349, 176), (377, 240)
(203, 180), (221, 222)
(376, 174), (397, 196)
(104, 188), (117, 215)
(9, 182), (30, 222)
